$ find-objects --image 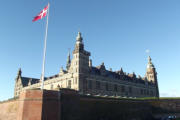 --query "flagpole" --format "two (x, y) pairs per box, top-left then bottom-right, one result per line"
(41, 3), (50, 90)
